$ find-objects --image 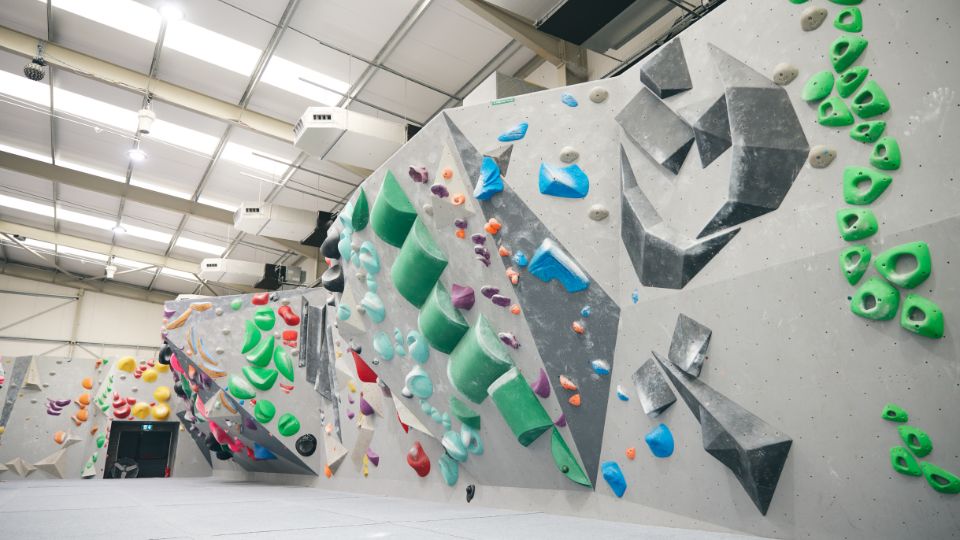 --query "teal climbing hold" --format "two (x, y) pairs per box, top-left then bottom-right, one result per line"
(352, 188), (369, 231)
(601, 461), (627, 497)
(391, 217), (449, 308)
(277, 413), (301, 437)
(337, 304), (351, 321)
(373, 331), (395, 361)
(550, 428), (592, 487)
(836, 66), (868, 98)
(834, 7), (863, 32)
(405, 365), (433, 399)
(890, 446), (922, 476)
(900, 294), (945, 339)
(461, 425), (484, 455)
(830, 34), (868, 72)
(898, 425), (932, 457)
(488, 367), (553, 446)
(242, 365), (279, 391)
(850, 277), (899, 320)
(227, 374), (256, 399)
(406, 330), (430, 364)
(419, 282), (470, 354)
(839, 245), (871, 285)
(254, 399), (276, 423)
(360, 291), (386, 323)
(842, 167), (892, 205)
(447, 314), (514, 403)
(253, 307), (276, 331)
(801, 70), (834, 102)
(359, 241), (381, 275)
(818, 96), (854, 127)
(442, 430), (468, 463)
(449, 395), (481, 430)
(850, 121), (886, 143)
(836, 208), (878, 241)
(922, 463), (960, 494)
(881, 403), (908, 423)
(273, 346), (294, 382)
(870, 137), (901, 170)
(240, 320), (262, 354)
(394, 328), (407, 358)
(850, 80), (890, 119)
(371, 170), (418, 247)
(874, 242), (931, 289)
(438, 454), (459, 486)
(246, 335), (275, 368)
